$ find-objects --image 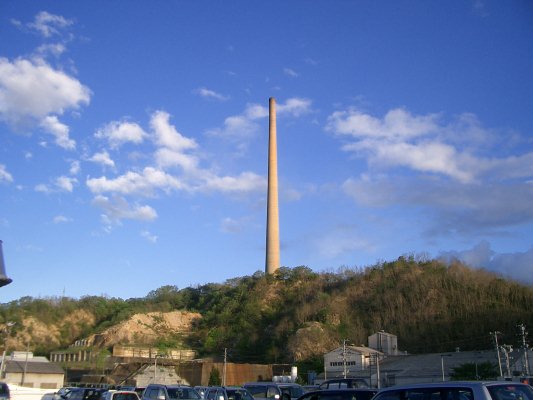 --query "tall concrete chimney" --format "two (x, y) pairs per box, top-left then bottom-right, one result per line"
(0, 240), (12, 288)
(265, 97), (280, 274)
